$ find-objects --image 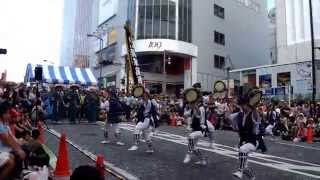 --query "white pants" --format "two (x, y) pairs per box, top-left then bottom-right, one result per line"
(265, 124), (274, 135)
(239, 143), (257, 154)
(104, 123), (121, 139)
(206, 120), (215, 143)
(134, 118), (153, 141)
(187, 131), (205, 160)
(186, 117), (192, 129)
(189, 131), (203, 139)
(0, 152), (10, 167)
